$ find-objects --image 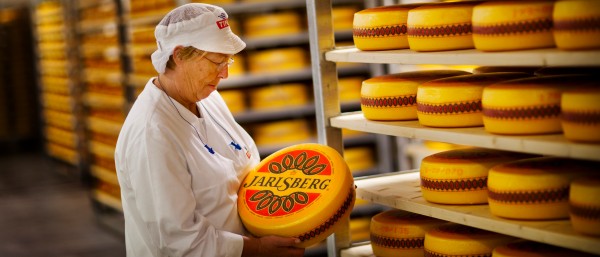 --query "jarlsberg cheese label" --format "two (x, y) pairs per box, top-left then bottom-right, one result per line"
(238, 143), (355, 247)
